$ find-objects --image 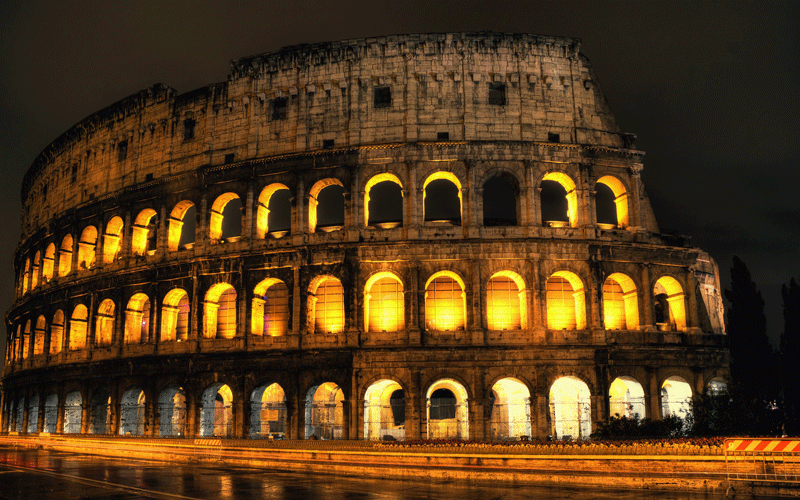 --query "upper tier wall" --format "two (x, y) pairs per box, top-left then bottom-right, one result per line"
(20, 33), (626, 236)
